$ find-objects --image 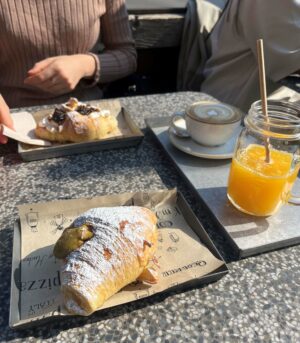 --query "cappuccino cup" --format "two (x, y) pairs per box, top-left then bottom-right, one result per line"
(171, 101), (243, 146)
